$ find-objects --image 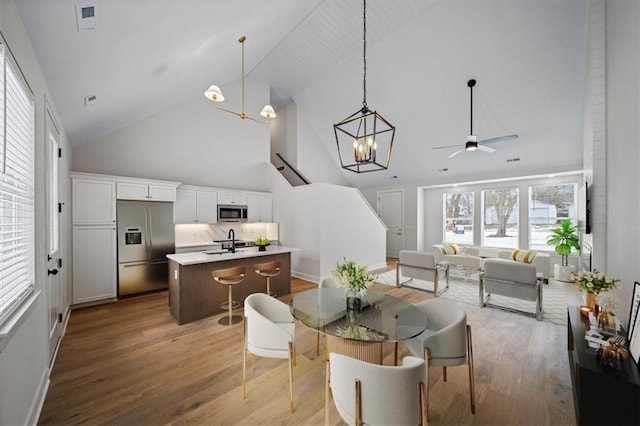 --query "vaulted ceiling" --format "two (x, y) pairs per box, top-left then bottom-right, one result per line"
(16, 0), (588, 189)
